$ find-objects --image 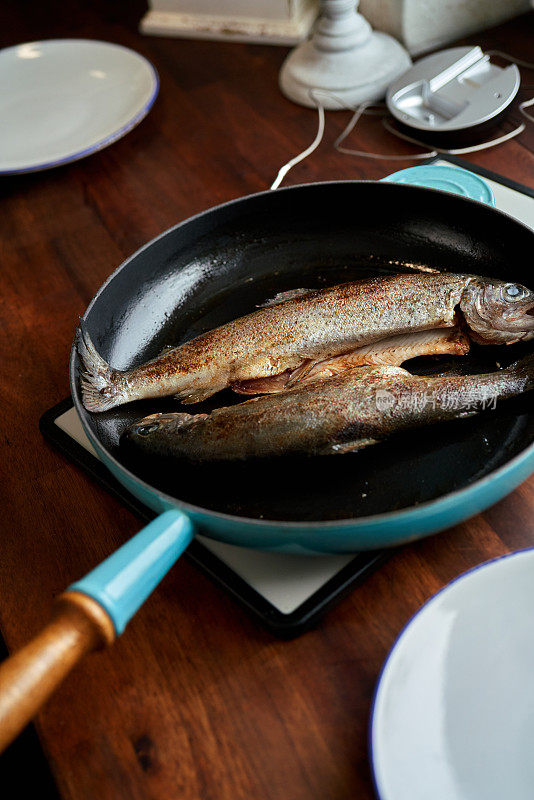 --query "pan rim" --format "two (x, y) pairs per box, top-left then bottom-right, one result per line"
(70, 179), (534, 529)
